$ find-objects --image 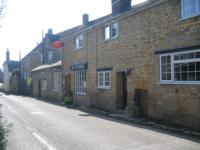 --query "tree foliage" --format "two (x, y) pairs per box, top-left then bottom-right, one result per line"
(0, 0), (6, 18)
